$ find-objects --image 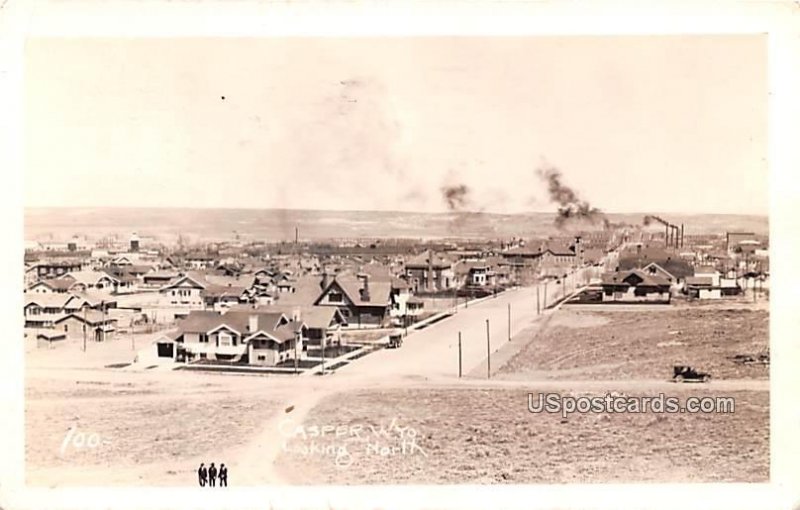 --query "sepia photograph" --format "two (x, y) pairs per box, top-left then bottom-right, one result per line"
(3, 2), (799, 508)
